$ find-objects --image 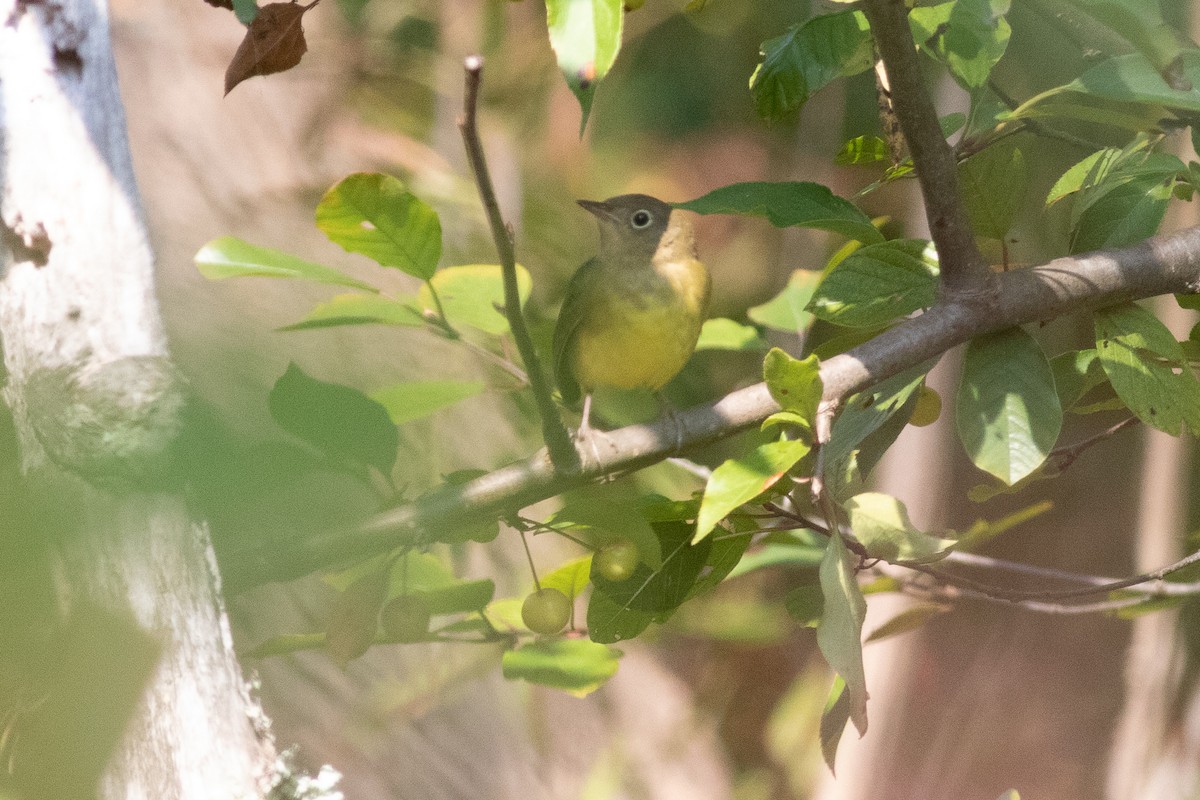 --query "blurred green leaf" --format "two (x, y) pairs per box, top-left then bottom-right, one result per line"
(677, 182), (884, 244)
(502, 638), (621, 697)
(316, 173), (442, 279)
(325, 565), (388, 667)
(1071, 174), (1172, 253)
(695, 318), (769, 351)
(956, 327), (1062, 485)
(419, 264), (532, 335)
(835, 135), (889, 166)
(807, 239), (939, 328)
(748, 269), (821, 333)
(269, 363), (398, 474)
(1060, 0), (1185, 76)
(820, 676), (852, 773)
(695, 438), (811, 543)
(542, 555), (594, 599)
(279, 293), (424, 331)
(843, 492), (956, 563)
(786, 583), (824, 626)
(1094, 302), (1200, 436)
(817, 534), (867, 734)
(195, 236), (377, 291)
(864, 603), (949, 643)
(557, 482), (663, 569)
(1050, 348), (1107, 411)
(370, 380), (486, 425)
(546, 0), (624, 132)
